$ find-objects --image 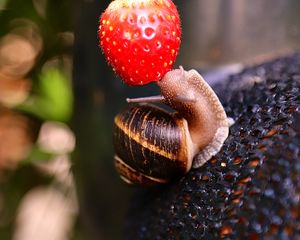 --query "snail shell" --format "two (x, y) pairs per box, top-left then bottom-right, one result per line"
(114, 67), (231, 186)
(114, 104), (194, 185)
